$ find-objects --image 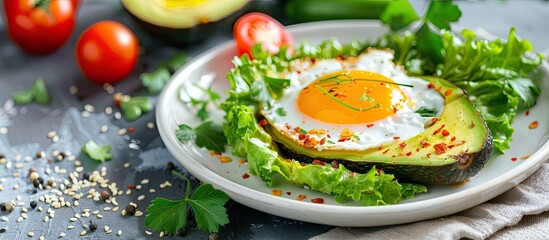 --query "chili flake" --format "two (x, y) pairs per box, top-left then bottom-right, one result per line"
(311, 198), (324, 204)
(312, 159), (325, 166)
(366, 124), (375, 128)
(420, 140), (431, 148)
(272, 189), (282, 196)
(427, 83), (435, 89)
(470, 121), (475, 128)
(451, 136), (456, 141)
(286, 192), (291, 195)
(433, 124), (446, 135)
(525, 110), (530, 116)
(441, 129), (450, 136)
(382, 149), (390, 154)
(511, 157), (518, 162)
(433, 143), (447, 154)
(406, 151), (412, 156)
(393, 136), (400, 140)
(258, 119), (268, 127)
(399, 142), (407, 148)
(521, 155), (530, 160)
(296, 195), (307, 201)
(331, 161), (339, 169)
(444, 89), (453, 96)
(242, 173), (250, 179)
(319, 137), (326, 145)
(529, 120), (538, 129)
(217, 156), (232, 163)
